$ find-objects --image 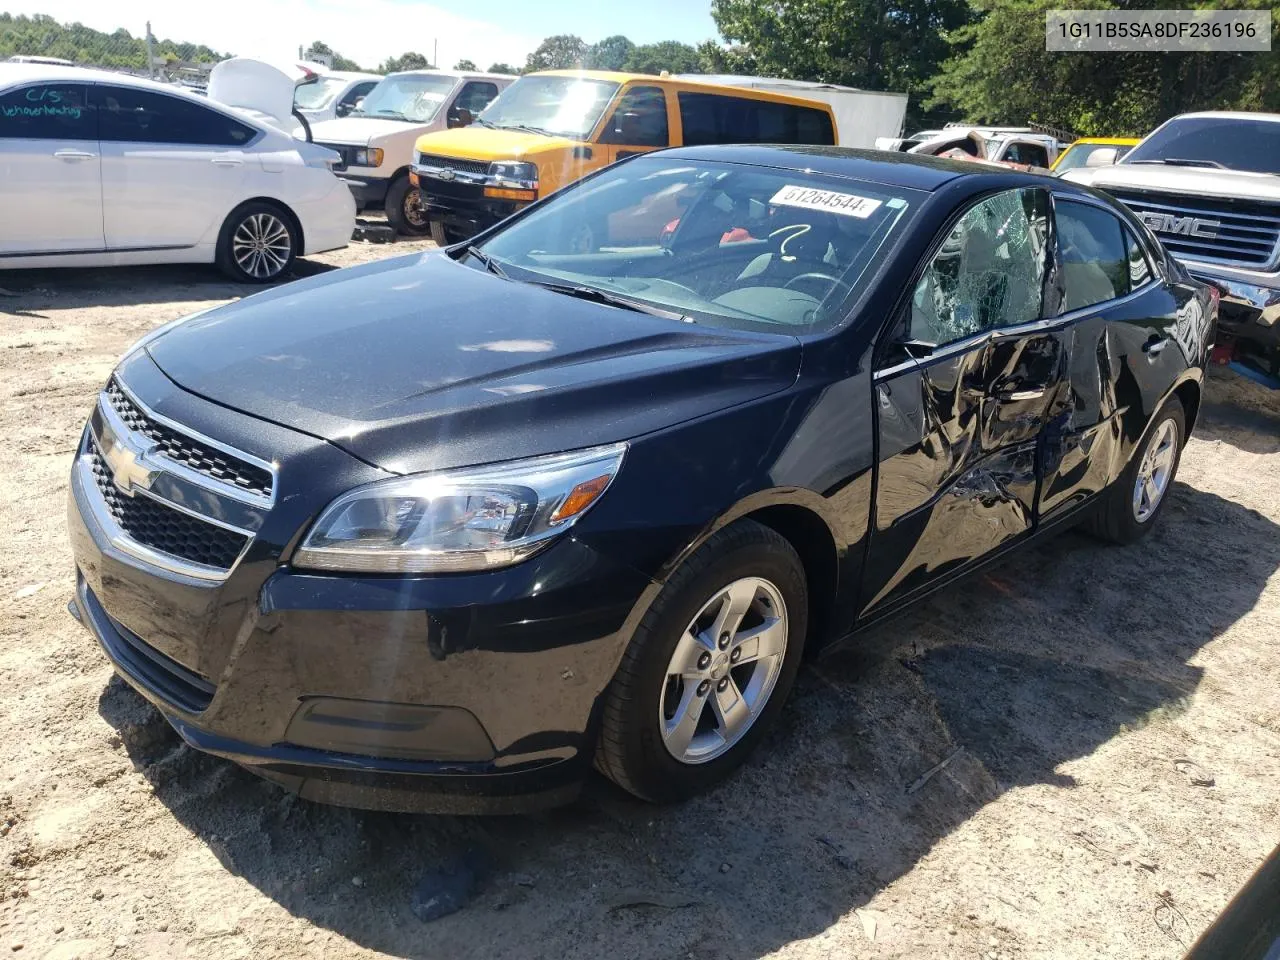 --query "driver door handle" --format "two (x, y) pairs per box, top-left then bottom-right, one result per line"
(211, 156), (243, 167)
(53, 149), (96, 161)
(1143, 336), (1169, 357)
